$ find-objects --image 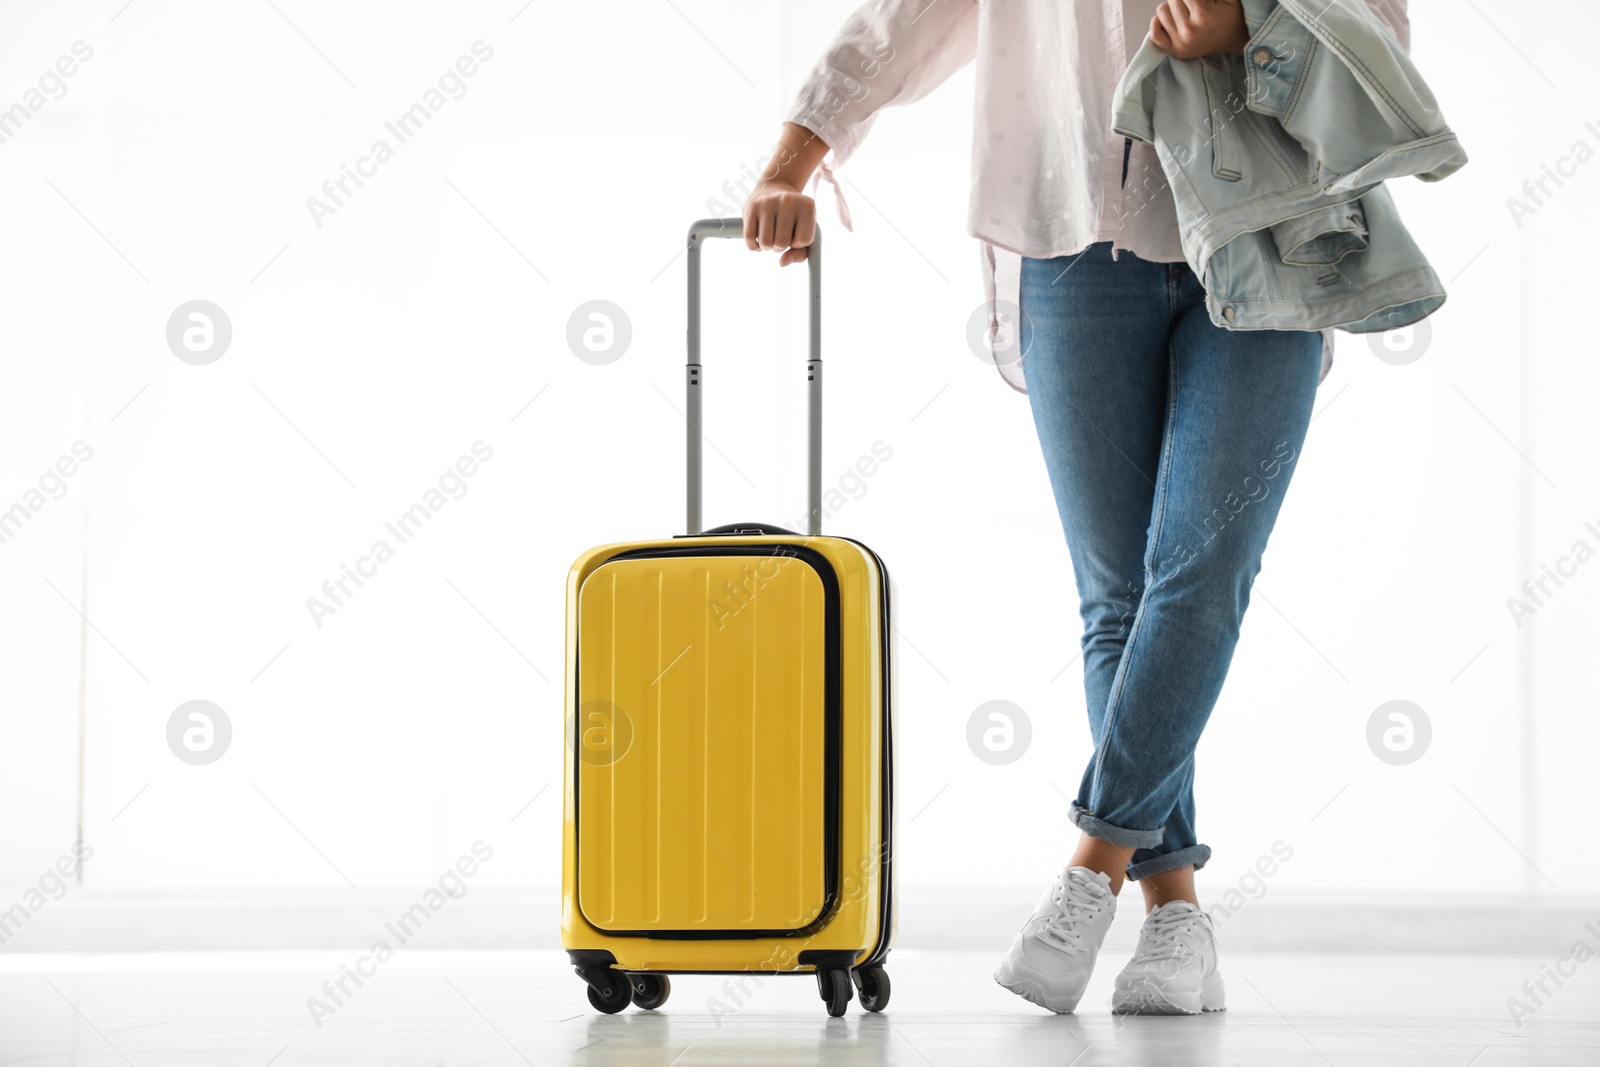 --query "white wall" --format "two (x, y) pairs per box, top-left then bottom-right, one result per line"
(0, 0), (1595, 948)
